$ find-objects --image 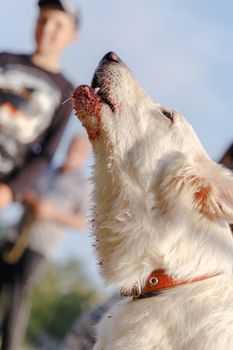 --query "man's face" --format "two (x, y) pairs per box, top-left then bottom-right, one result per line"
(34, 8), (77, 55)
